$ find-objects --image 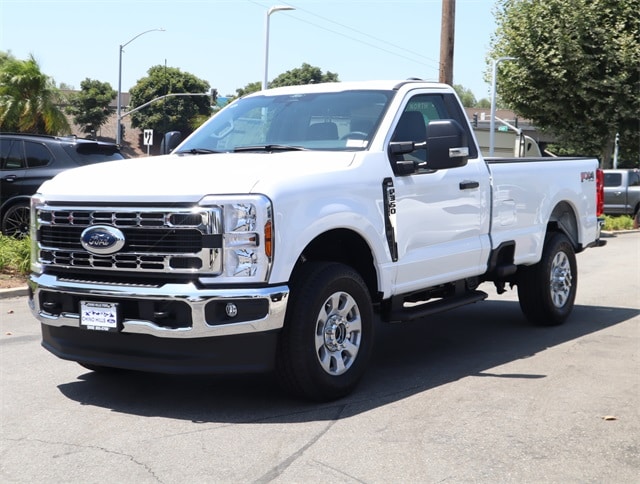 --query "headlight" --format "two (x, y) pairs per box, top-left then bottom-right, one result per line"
(199, 194), (273, 281)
